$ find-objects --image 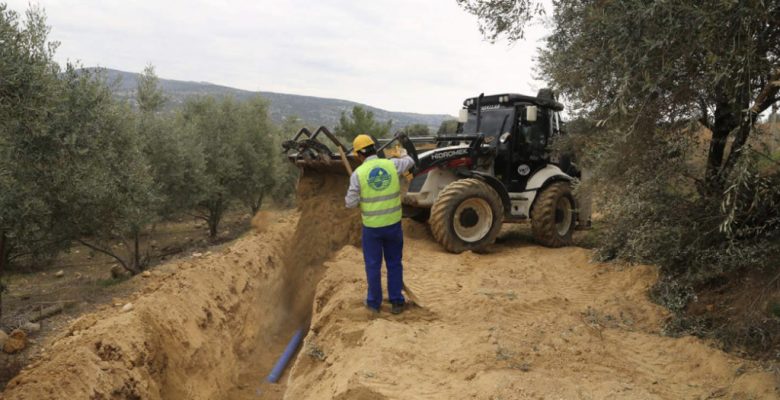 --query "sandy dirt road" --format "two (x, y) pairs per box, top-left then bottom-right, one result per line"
(285, 224), (779, 399)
